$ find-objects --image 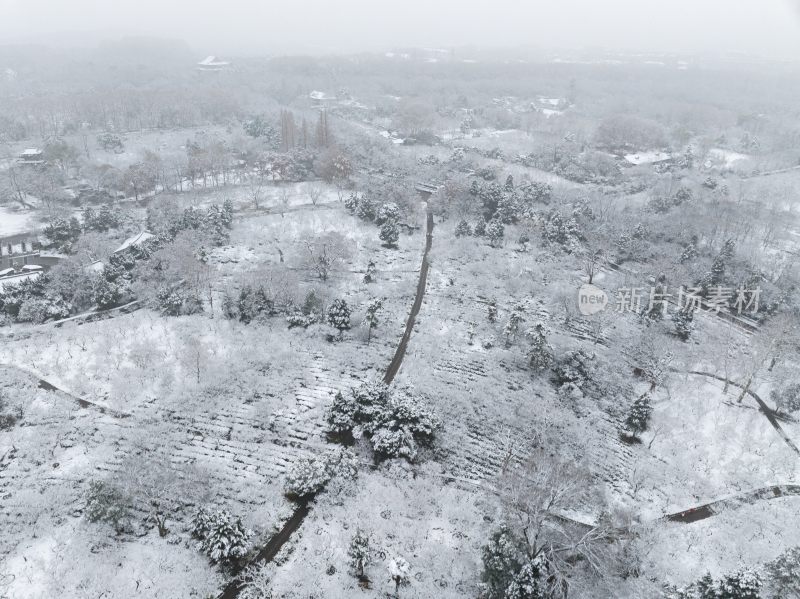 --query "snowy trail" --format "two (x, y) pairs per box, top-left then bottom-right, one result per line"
(384, 205), (434, 384)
